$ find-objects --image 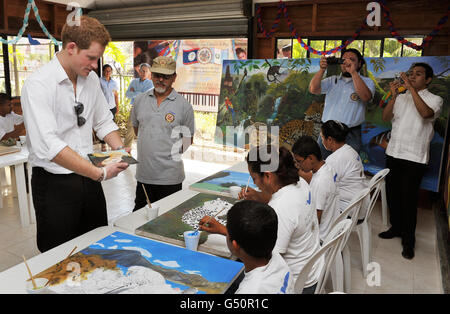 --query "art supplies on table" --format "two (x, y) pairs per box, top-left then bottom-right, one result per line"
(136, 193), (237, 258)
(32, 231), (244, 294)
(189, 170), (257, 197)
(87, 149), (138, 167)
